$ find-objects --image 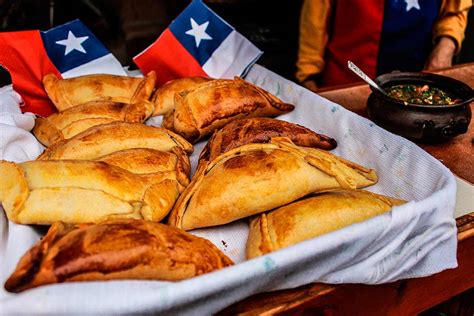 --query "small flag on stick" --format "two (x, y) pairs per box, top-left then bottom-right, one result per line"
(133, 0), (262, 86)
(0, 19), (125, 117)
